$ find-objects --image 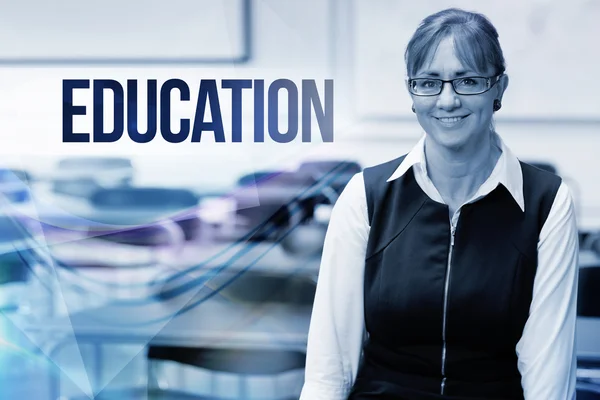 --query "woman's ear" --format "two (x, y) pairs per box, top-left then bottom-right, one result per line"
(496, 74), (509, 103)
